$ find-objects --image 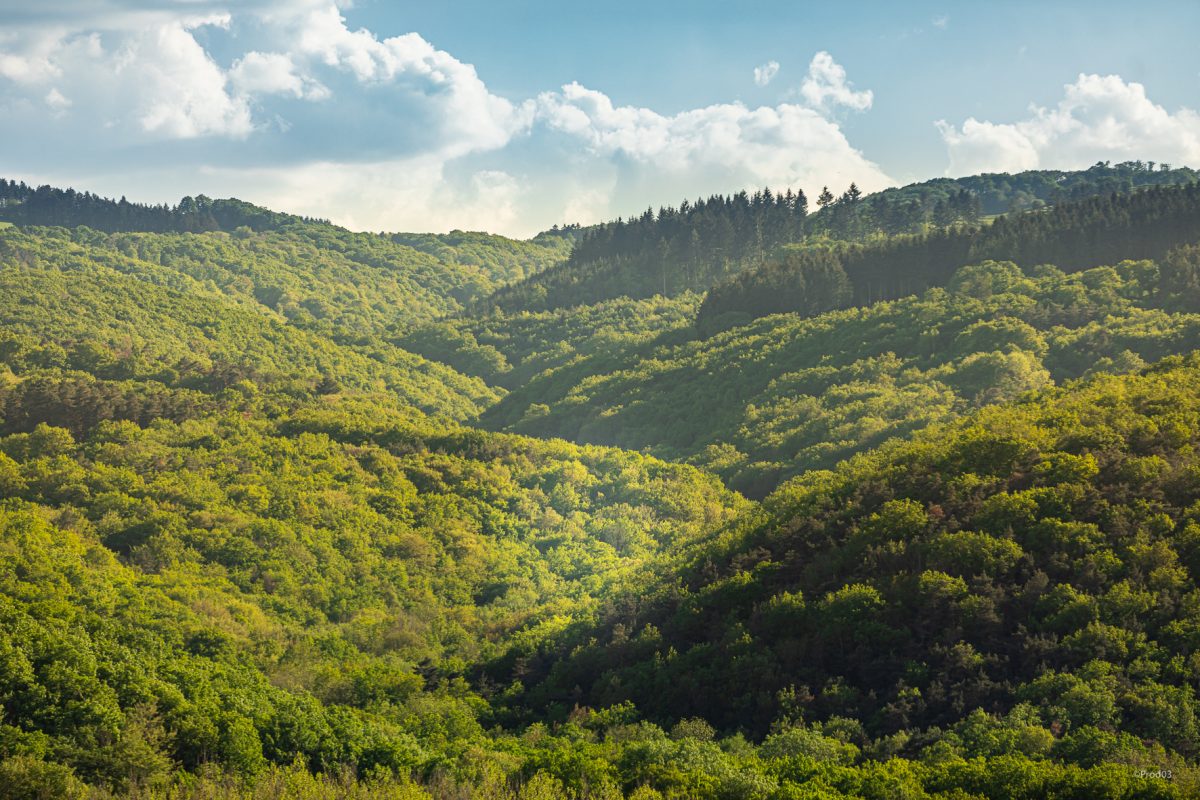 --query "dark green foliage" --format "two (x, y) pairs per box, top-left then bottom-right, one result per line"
(695, 249), (851, 334)
(699, 182), (1200, 325)
(809, 159), (1199, 237)
(485, 188), (808, 313)
(0, 179), (326, 232)
(0, 389), (743, 795)
(507, 358), (1200, 765)
(481, 163), (1199, 317)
